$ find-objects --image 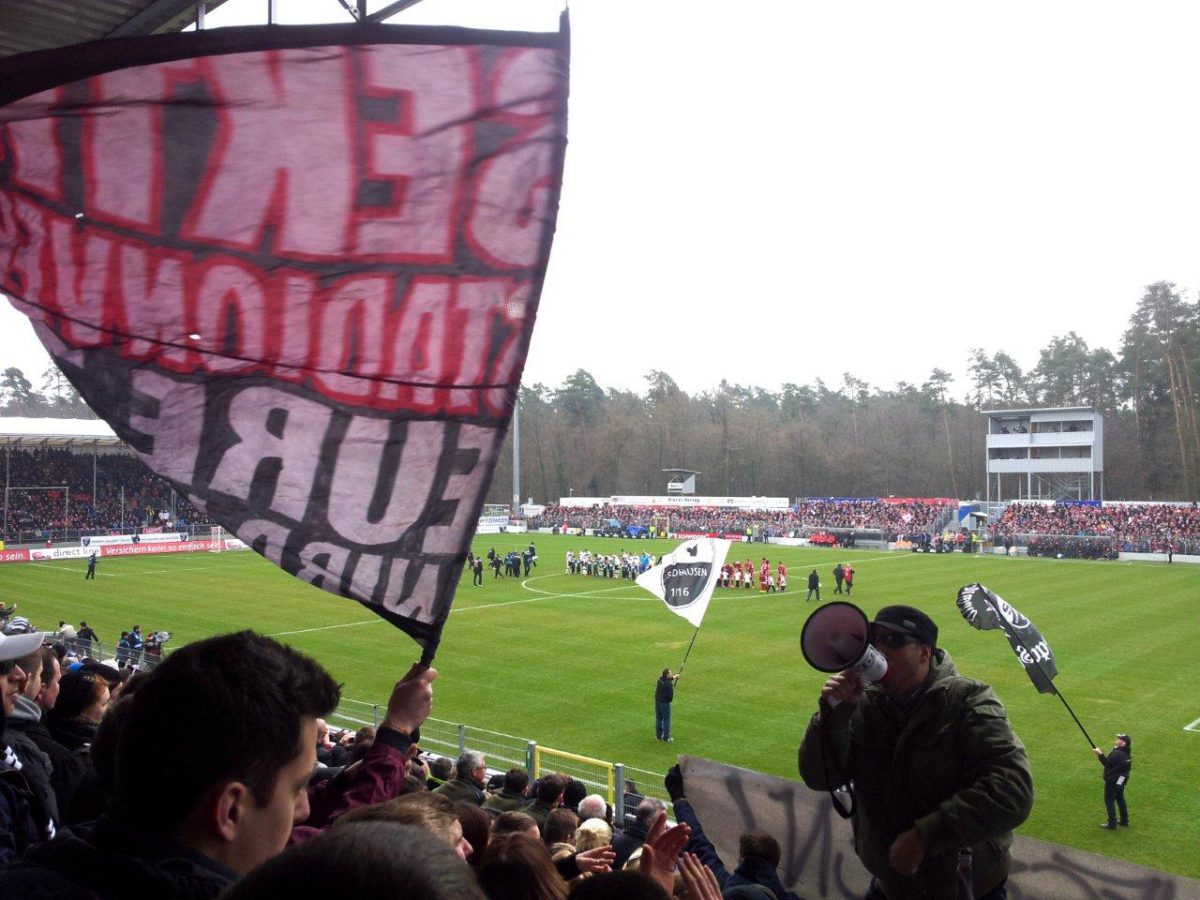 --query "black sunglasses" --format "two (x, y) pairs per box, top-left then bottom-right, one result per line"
(869, 631), (916, 649)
